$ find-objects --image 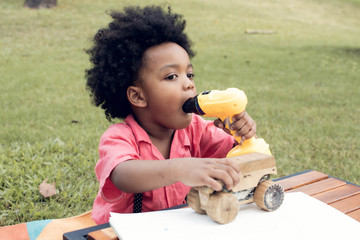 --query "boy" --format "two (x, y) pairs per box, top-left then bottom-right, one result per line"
(85, 5), (256, 224)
